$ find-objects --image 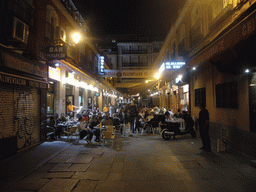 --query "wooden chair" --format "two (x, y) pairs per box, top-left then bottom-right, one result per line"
(64, 127), (79, 141)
